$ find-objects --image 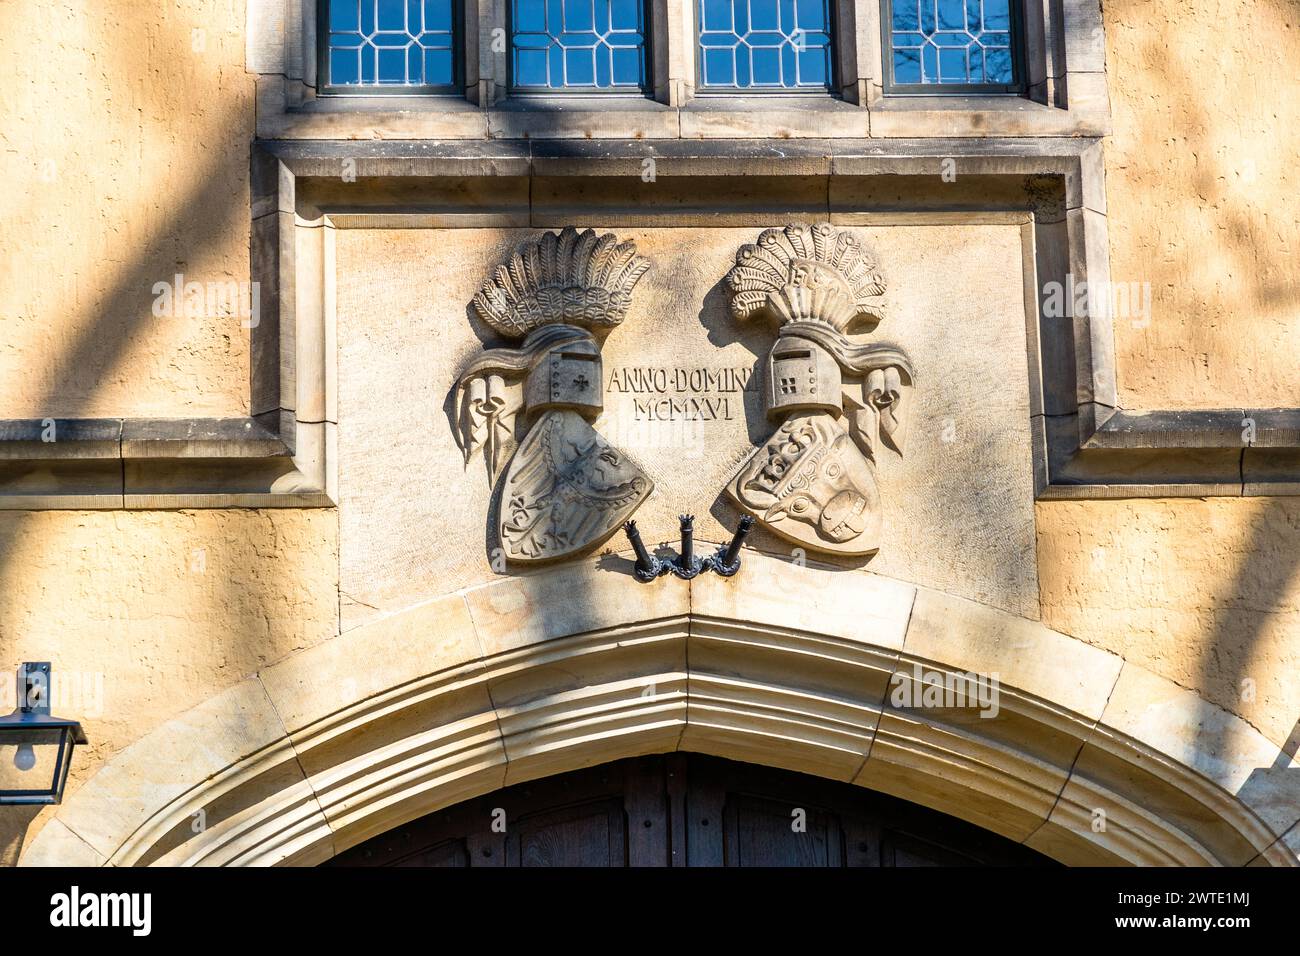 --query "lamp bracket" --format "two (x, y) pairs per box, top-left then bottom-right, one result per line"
(18, 662), (51, 715)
